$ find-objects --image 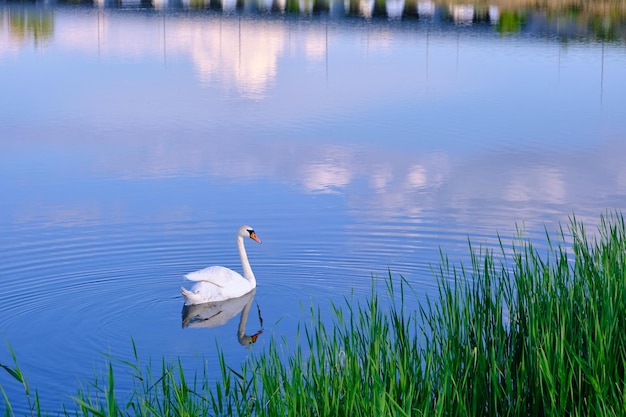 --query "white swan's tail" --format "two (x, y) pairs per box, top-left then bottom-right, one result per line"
(181, 287), (203, 305)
